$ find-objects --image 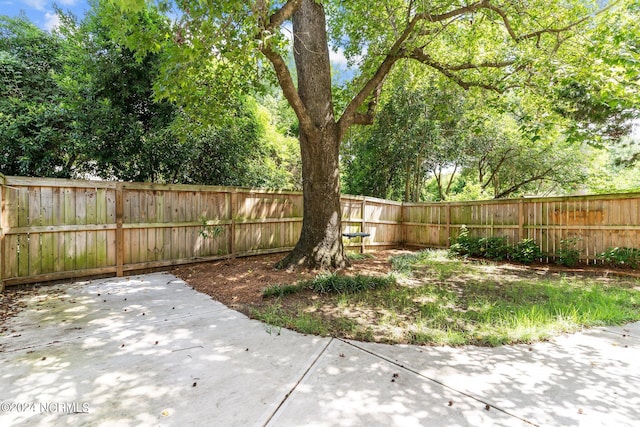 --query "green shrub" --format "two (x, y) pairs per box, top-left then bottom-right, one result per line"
(449, 226), (484, 257)
(307, 273), (395, 294)
(599, 247), (640, 268)
(482, 236), (511, 261)
(557, 238), (581, 267)
(511, 239), (542, 264)
(450, 227), (544, 265)
(449, 226), (510, 261)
